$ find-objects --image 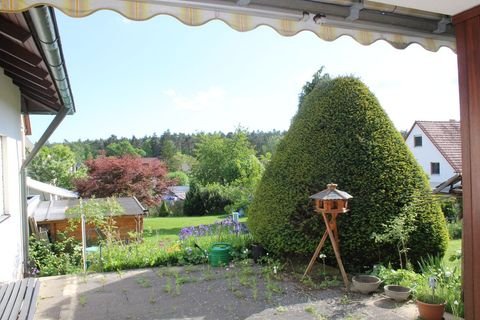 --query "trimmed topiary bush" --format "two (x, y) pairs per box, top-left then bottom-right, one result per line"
(248, 76), (448, 271)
